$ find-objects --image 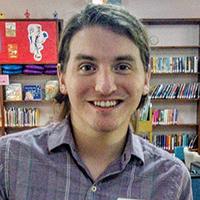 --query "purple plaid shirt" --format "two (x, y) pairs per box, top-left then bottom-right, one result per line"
(0, 117), (192, 200)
